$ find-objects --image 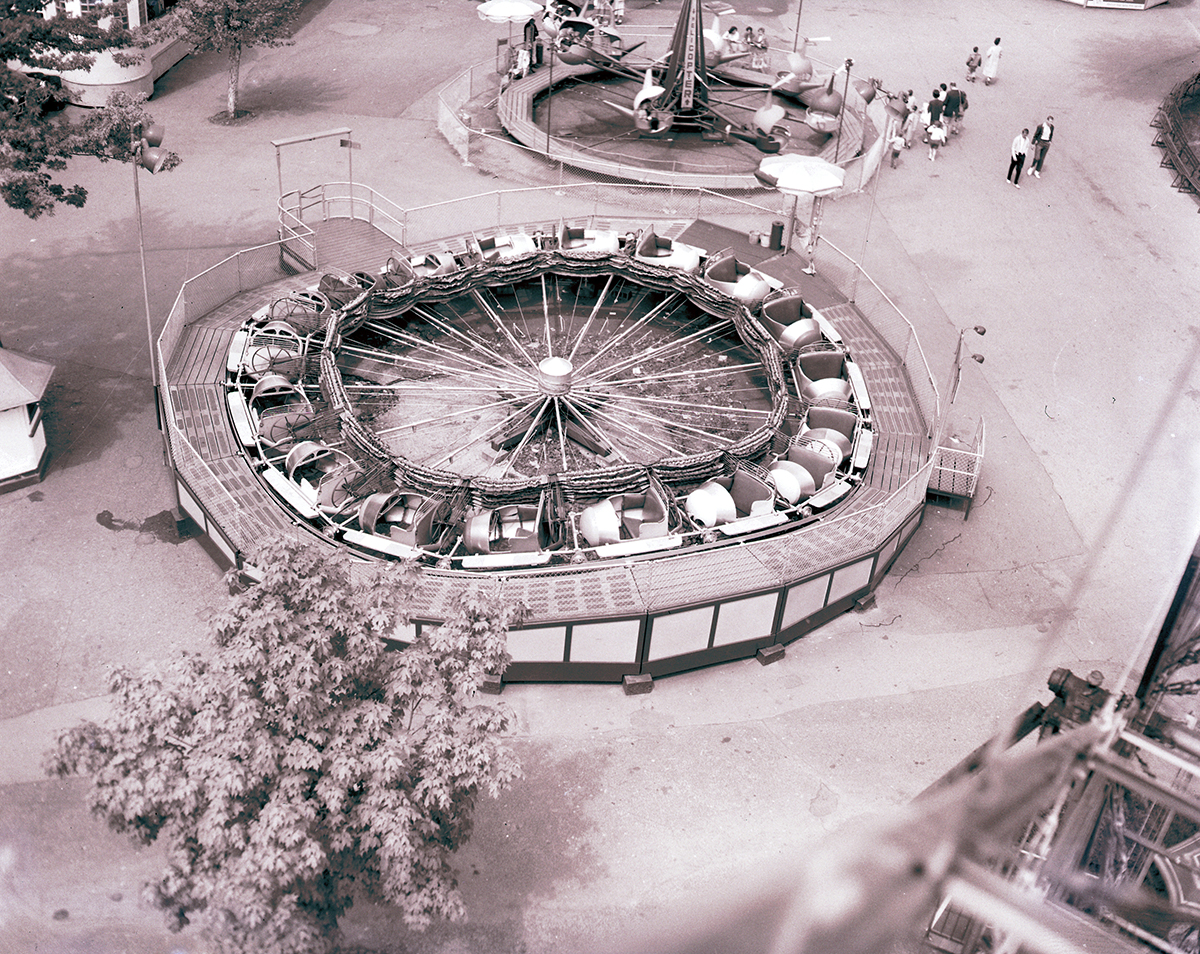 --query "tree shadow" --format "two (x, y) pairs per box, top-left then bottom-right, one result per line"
(235, 71), (349, 118)
(336, 743), (607, 953)
(37, 359), (151, 475)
